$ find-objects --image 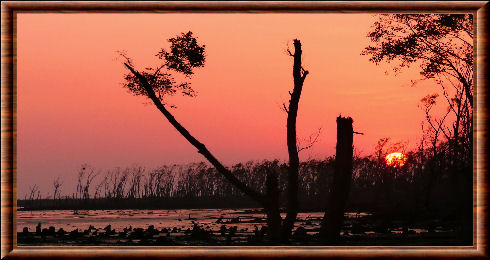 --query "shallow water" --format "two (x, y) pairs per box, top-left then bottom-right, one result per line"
(18, 208), (319, 233)
(17, 209), (377, 234)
